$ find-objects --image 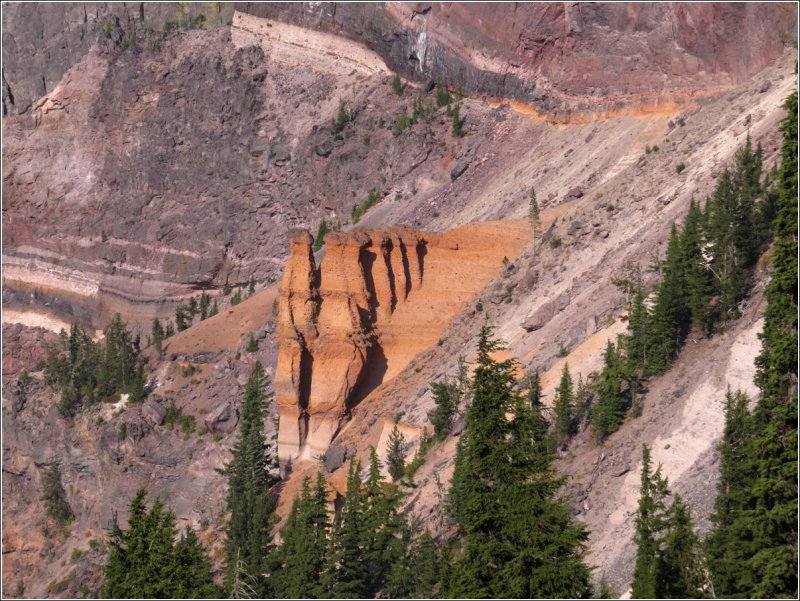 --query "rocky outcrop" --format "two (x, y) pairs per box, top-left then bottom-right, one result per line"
(275, 221), (530, 465)
(1, 323), (58, 378)
(1, 2), (234, 115)
(236, 2), (797, 120)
